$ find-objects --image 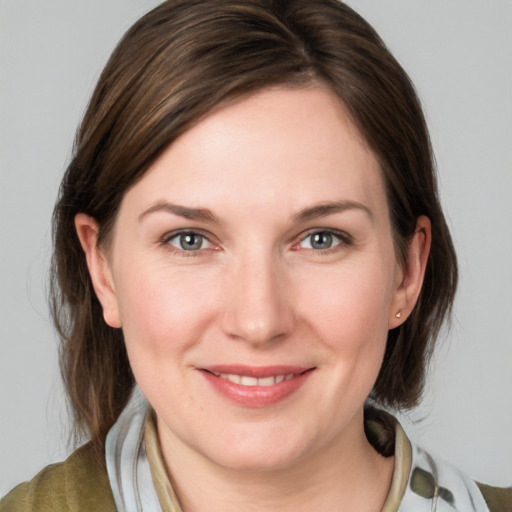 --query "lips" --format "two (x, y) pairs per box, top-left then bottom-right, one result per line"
(199, 365), (315, 407)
